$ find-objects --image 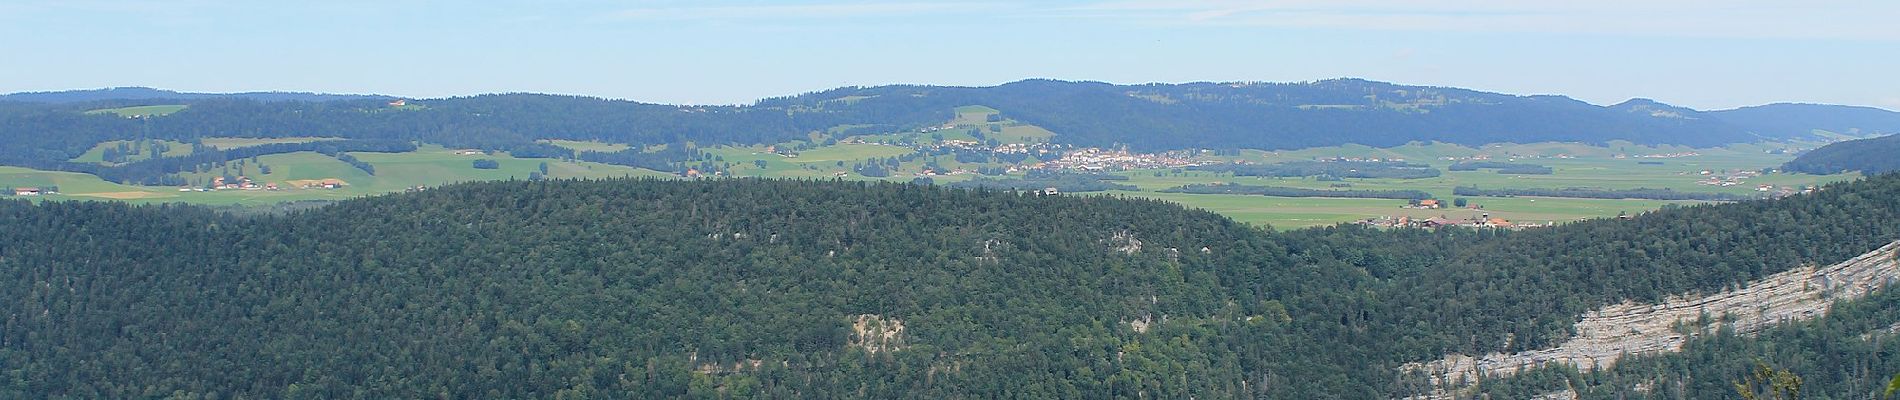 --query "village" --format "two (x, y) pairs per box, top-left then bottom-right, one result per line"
(173, 176), (350, 193)
(1438, 152), (1582, 162)
(1032, 147), (1204, 171)
(1687, 169), (1816, 197)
